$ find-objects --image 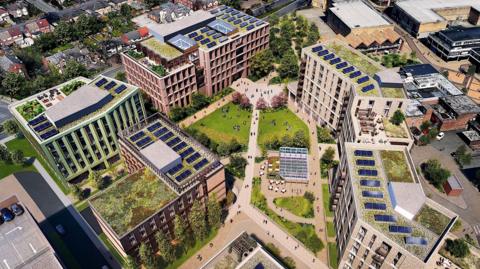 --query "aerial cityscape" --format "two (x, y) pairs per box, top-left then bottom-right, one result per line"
(0, 0), (480, 268)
